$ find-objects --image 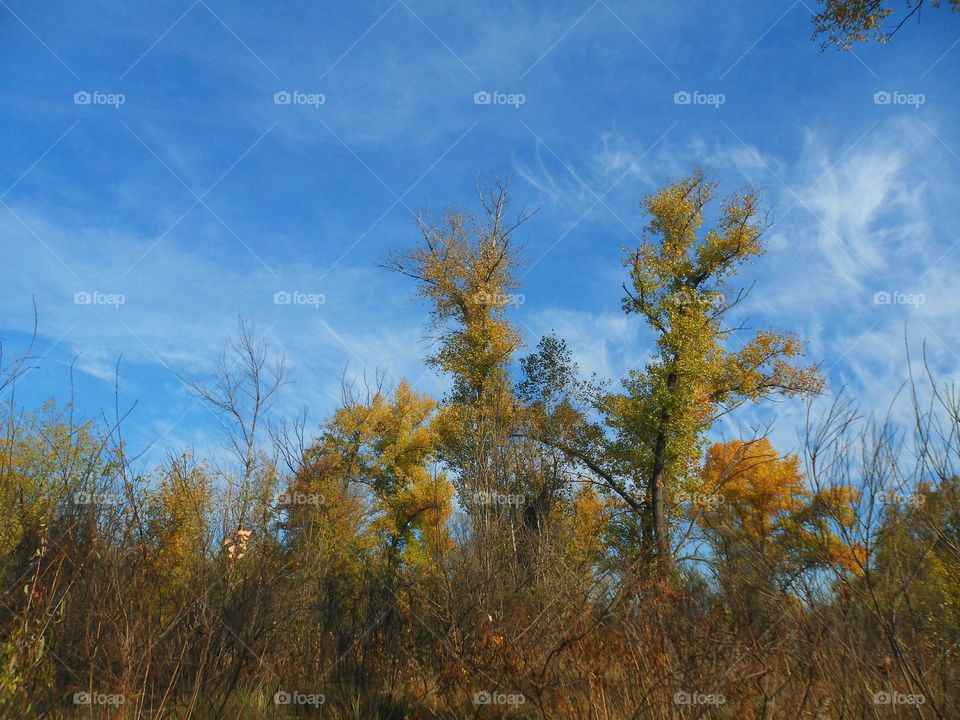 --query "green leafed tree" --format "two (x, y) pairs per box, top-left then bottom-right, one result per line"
(564, 171), (825, 575)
